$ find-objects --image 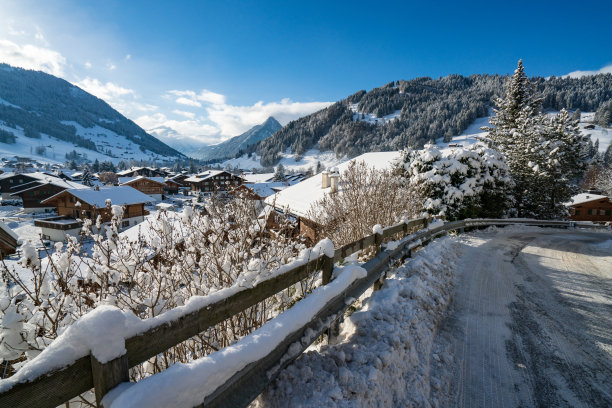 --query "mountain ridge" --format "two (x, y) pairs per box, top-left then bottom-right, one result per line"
(0, 63), (185, 163)
(189, 117), (281, 161)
